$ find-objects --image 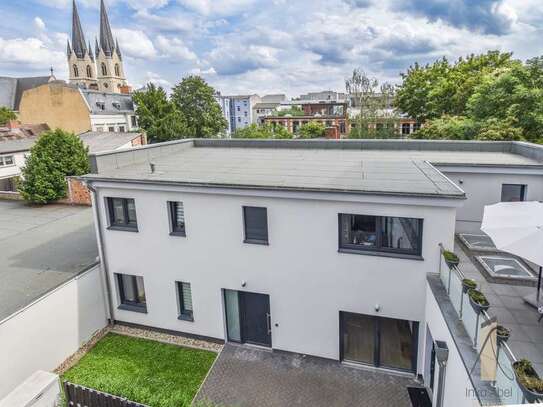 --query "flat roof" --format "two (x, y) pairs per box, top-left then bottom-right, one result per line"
(79, 131), (142, 153)
(83, 142), (466, 199)
(0, 201), (98, 321)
